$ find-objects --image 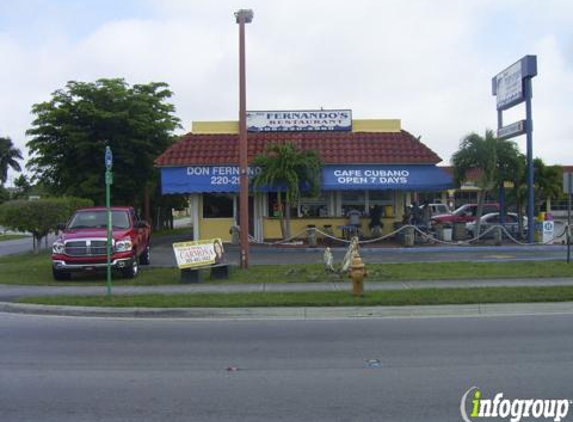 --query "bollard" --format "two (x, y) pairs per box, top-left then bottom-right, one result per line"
(307, 225), (317, 247)
(493, 226), (502, 246)
(403, 226), (414, 247)
(349, 253), (367, 297)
